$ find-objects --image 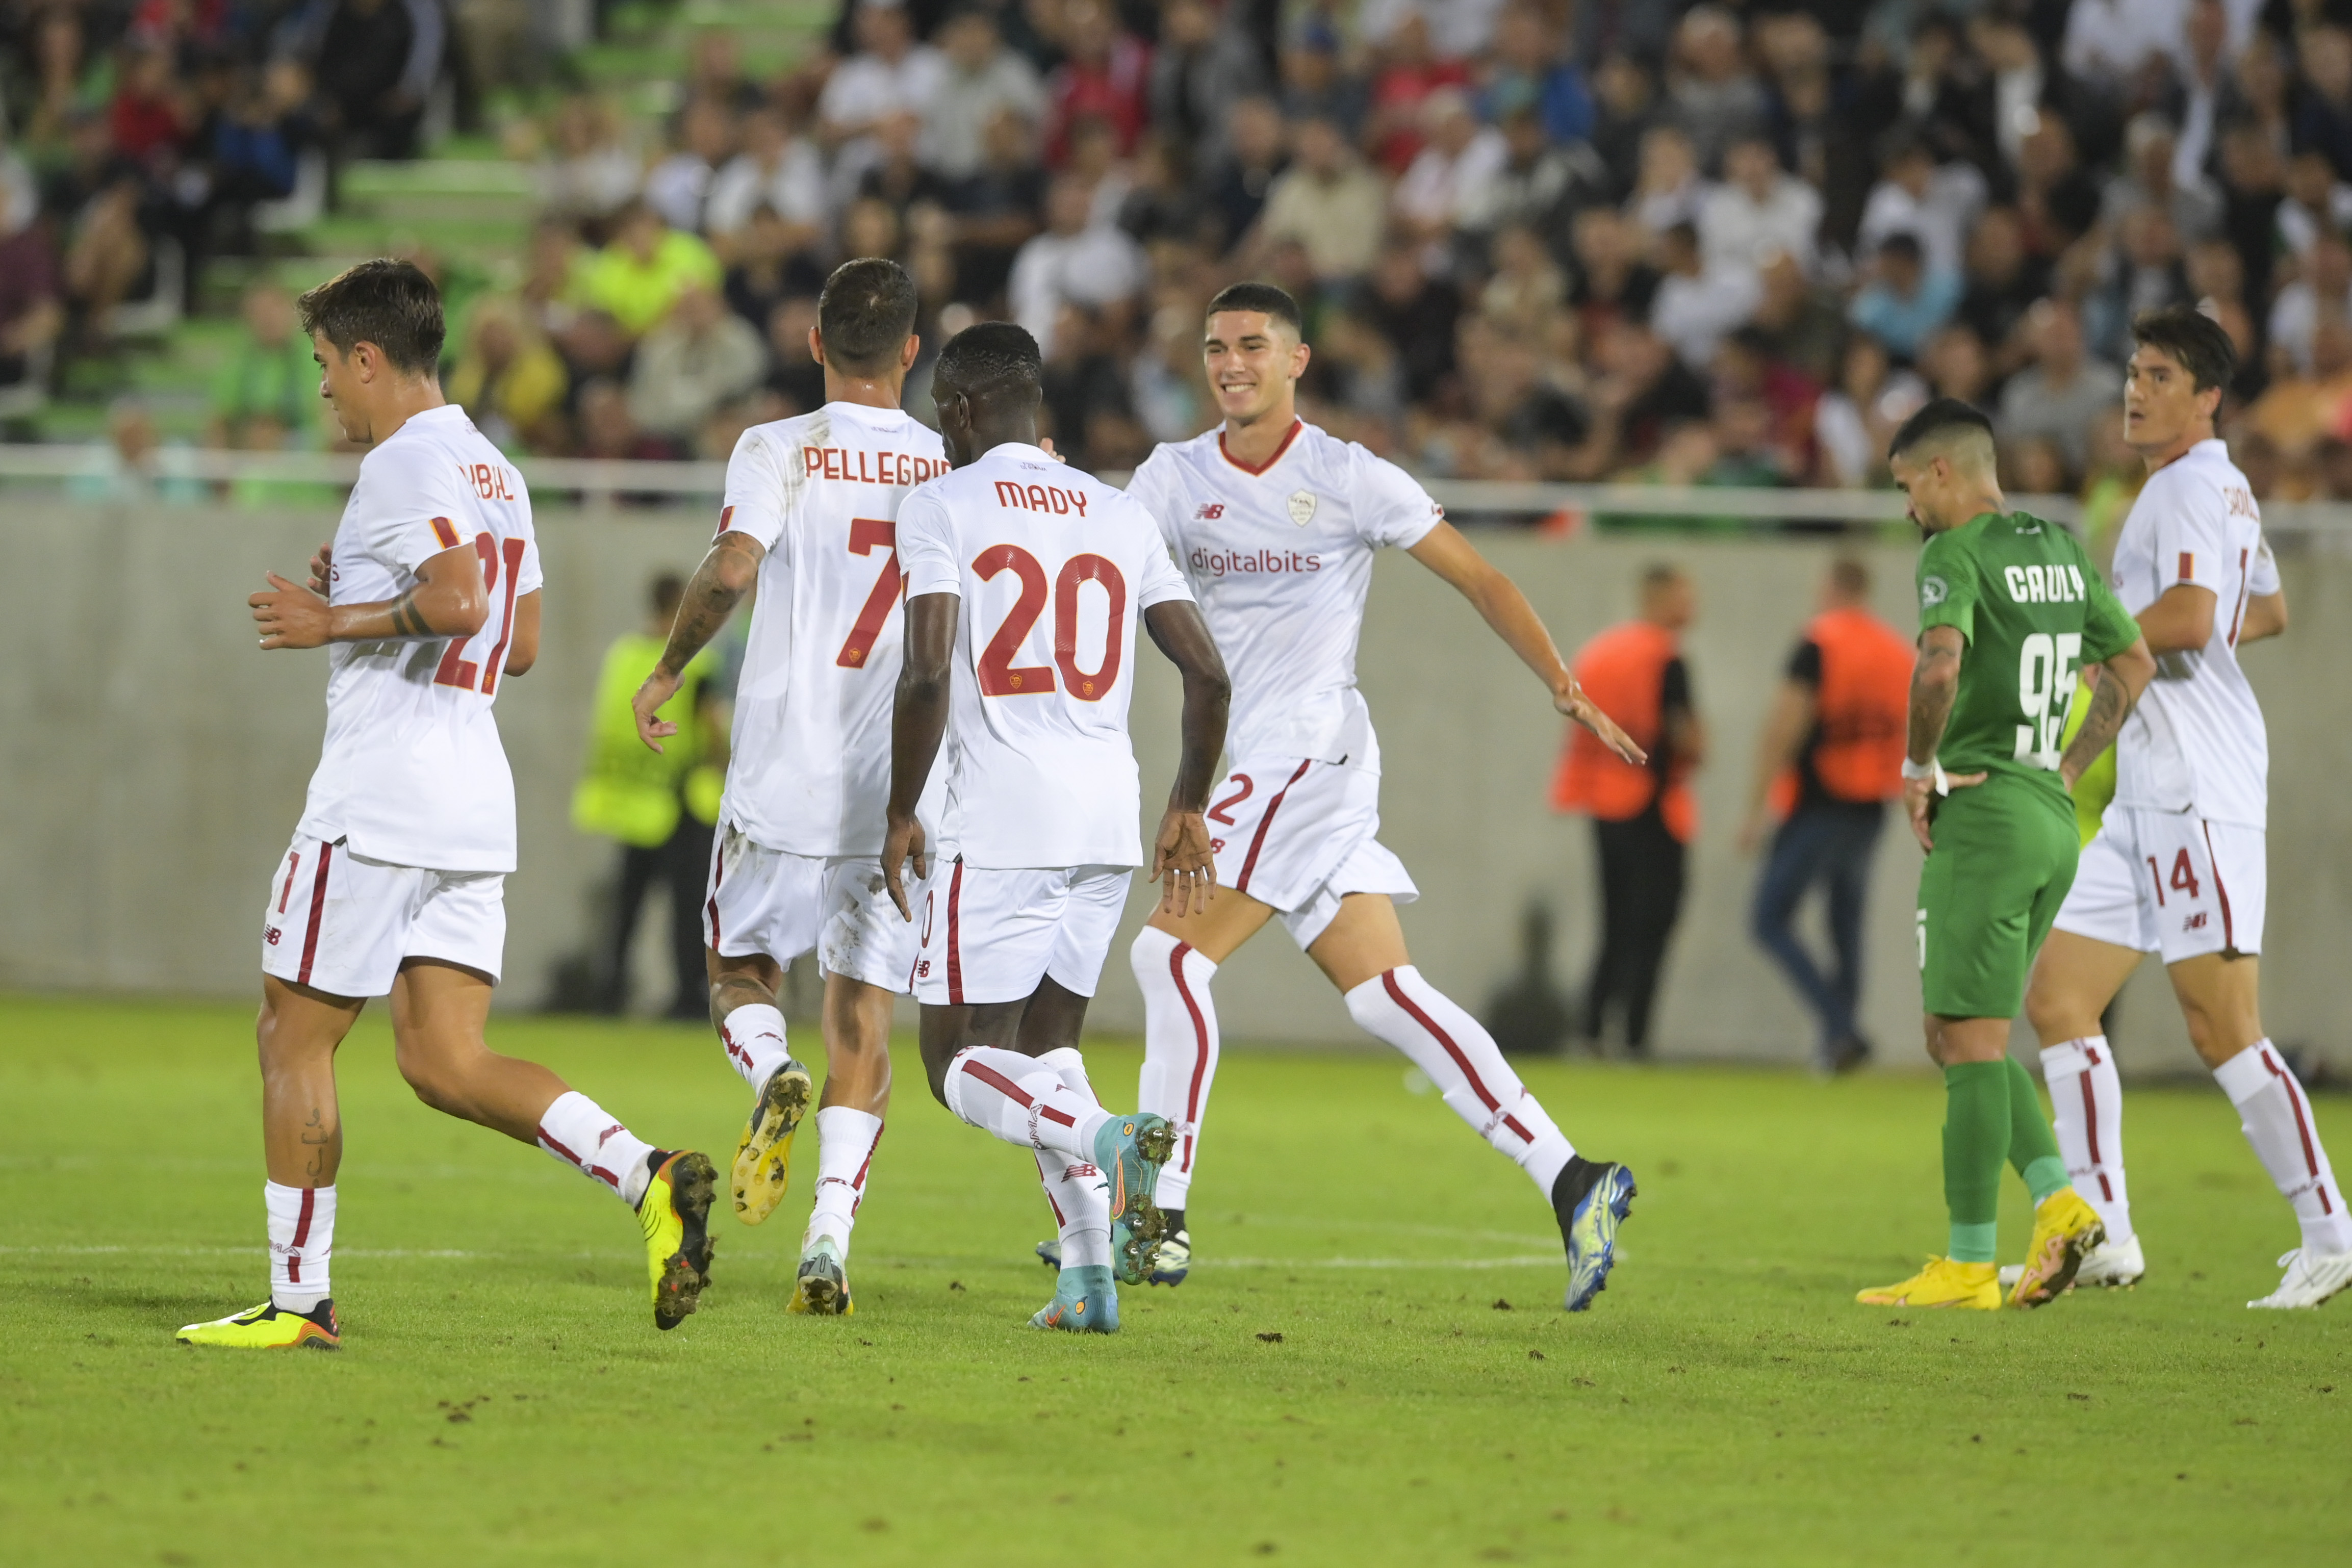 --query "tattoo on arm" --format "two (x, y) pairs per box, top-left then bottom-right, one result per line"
(387, 590), (428, 638)
(1907, 647), (1960, 762)
(2061, 666), (2135, 779)
(660, 546), (753, 675)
